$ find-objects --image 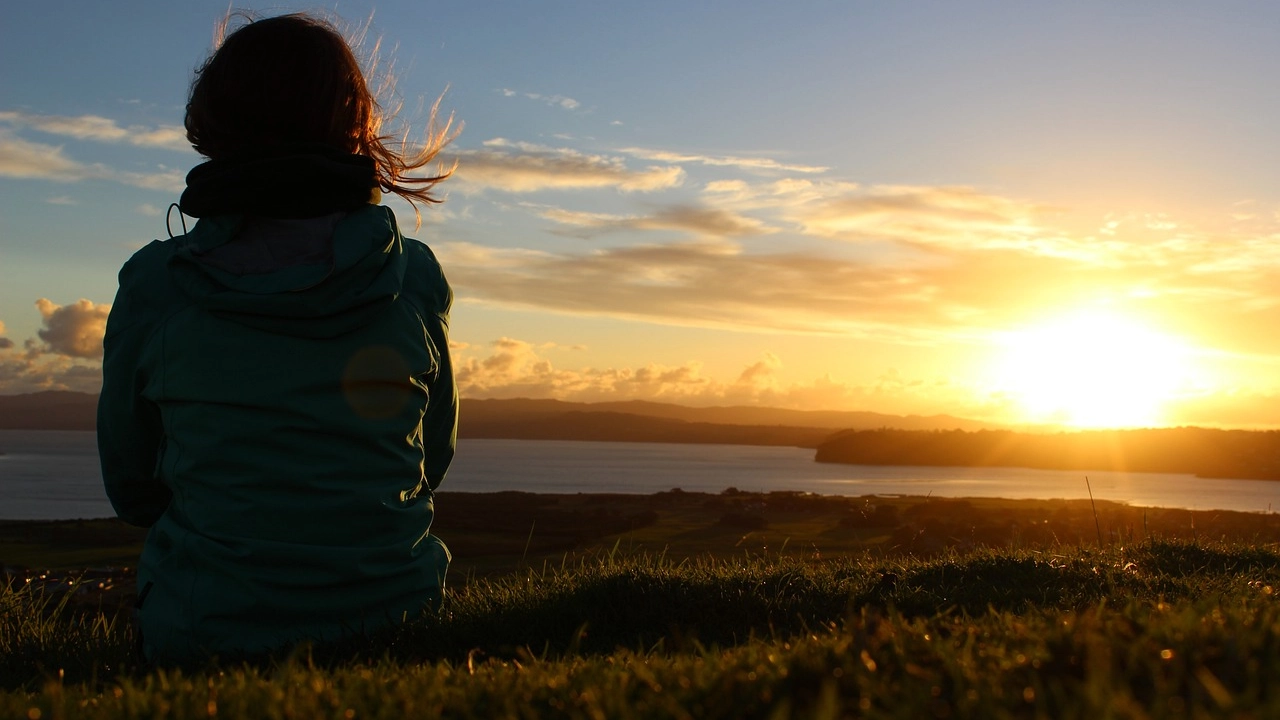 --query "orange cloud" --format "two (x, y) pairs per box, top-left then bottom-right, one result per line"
(434, 238), (1046, 342)
(0, 298), (109, 392)
(1163, 386), (1280, 429)
(35, 298), (110, 359)
(452, 339), (1003, 418)
(737, 352), (782, 387)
